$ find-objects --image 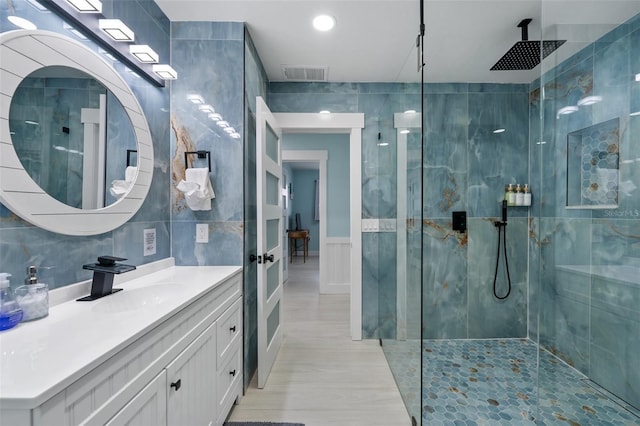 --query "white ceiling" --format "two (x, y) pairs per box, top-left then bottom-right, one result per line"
(155, 0), (640, 84)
